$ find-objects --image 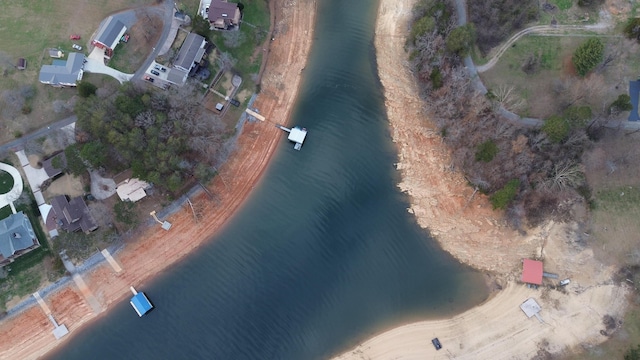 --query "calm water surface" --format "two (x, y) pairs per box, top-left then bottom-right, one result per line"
(48, 0), (488, 359)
